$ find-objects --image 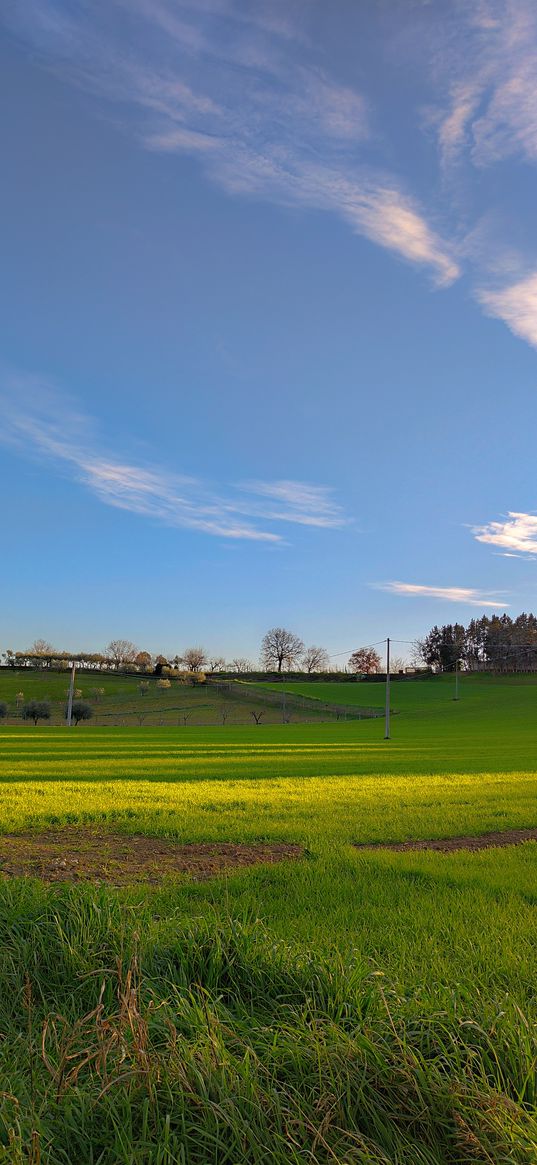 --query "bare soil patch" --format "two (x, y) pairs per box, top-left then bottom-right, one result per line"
(355, 827), (537, 854)
(0, 828), (303, 884)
